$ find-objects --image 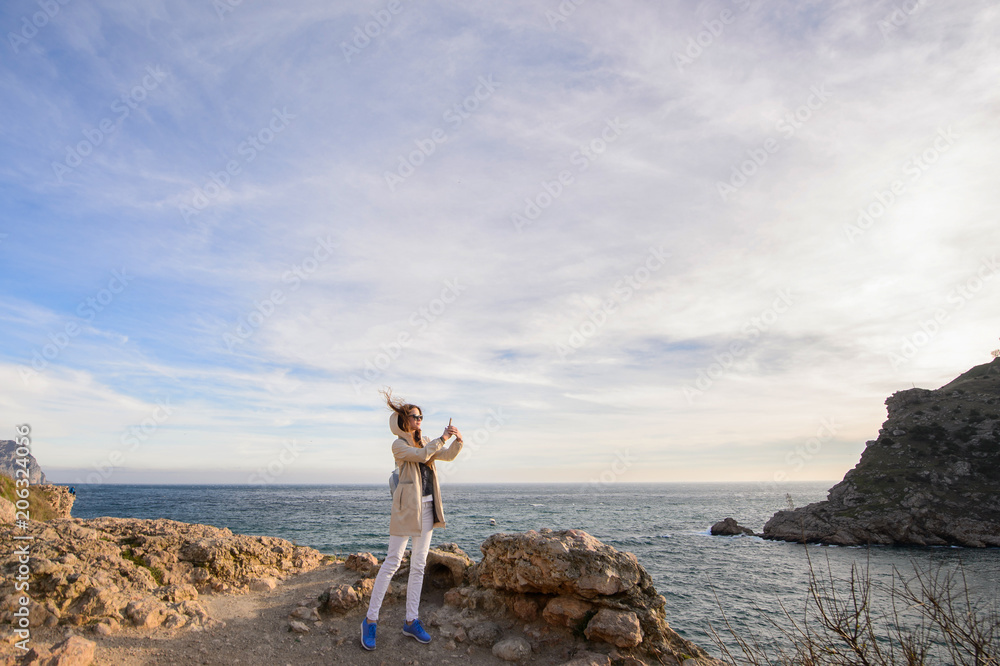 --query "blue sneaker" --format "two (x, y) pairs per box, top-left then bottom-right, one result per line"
(361, 617), (376, 650)
(402, 618), (431, 644)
